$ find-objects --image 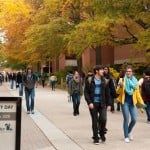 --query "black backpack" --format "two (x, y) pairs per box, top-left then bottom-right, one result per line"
(143, 77), (150, 97)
